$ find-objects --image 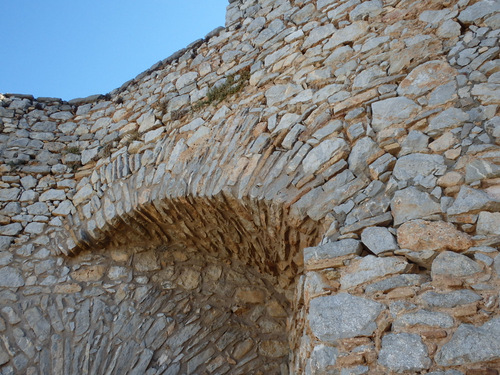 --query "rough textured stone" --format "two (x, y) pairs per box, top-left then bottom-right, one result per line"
(391, 187), (441, 226)
(422, 290), (482, 308)
(378, 333), (431, 372)
(304, 239), (363, 270)
(436, 318), (500, 366)
(308, 344), (338, 374)
(371, 97), (421, 132)
(398, 60), (456, 98)
(0, 266), (25, 287)
(393, 153), (446, 181)
(302, 138), (349, 175)
(341, 255), (411, 289)
(393, 310), (454, 330)
(447, 186), (500, 216)
(309, 293), (384, 342)
(476, 211), (500, 235)
(364, 274), (428, 293)
(431, 251), (482, 278)
(397, 220), (472, 252)
(361, 226), (397, 255)
(427, 108), (469, 136)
